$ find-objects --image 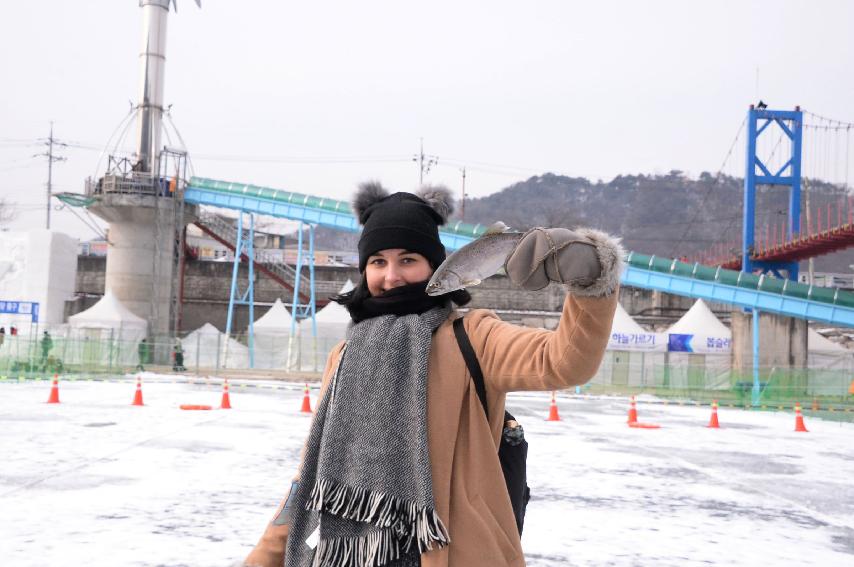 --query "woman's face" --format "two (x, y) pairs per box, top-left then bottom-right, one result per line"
(365, 249), (434, 296)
